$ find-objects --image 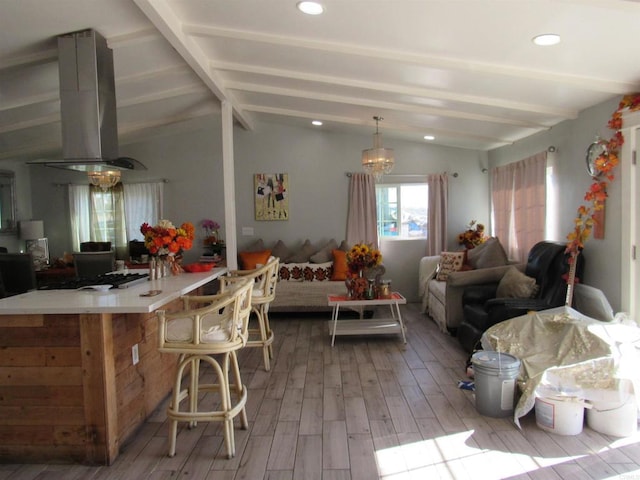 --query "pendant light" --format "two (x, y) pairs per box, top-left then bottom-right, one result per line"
(362, 116), (394, 181)
(87, 170), (121, 191)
